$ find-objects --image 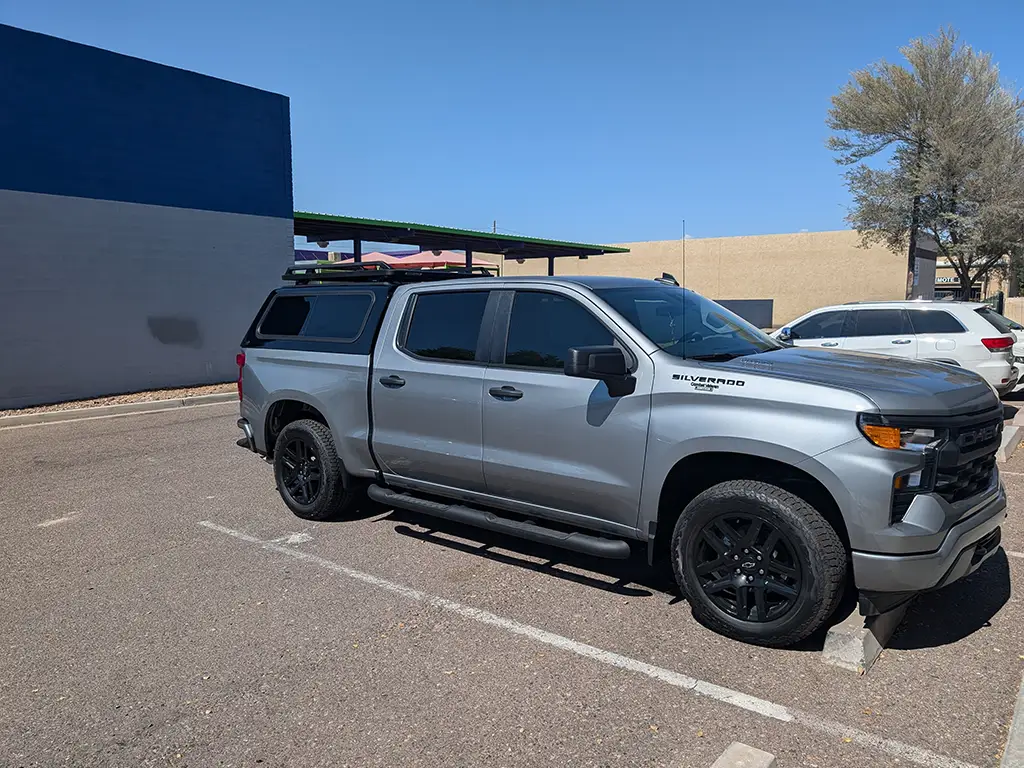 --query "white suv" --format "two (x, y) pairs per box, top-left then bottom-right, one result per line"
(773, 300), (1019, 396)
